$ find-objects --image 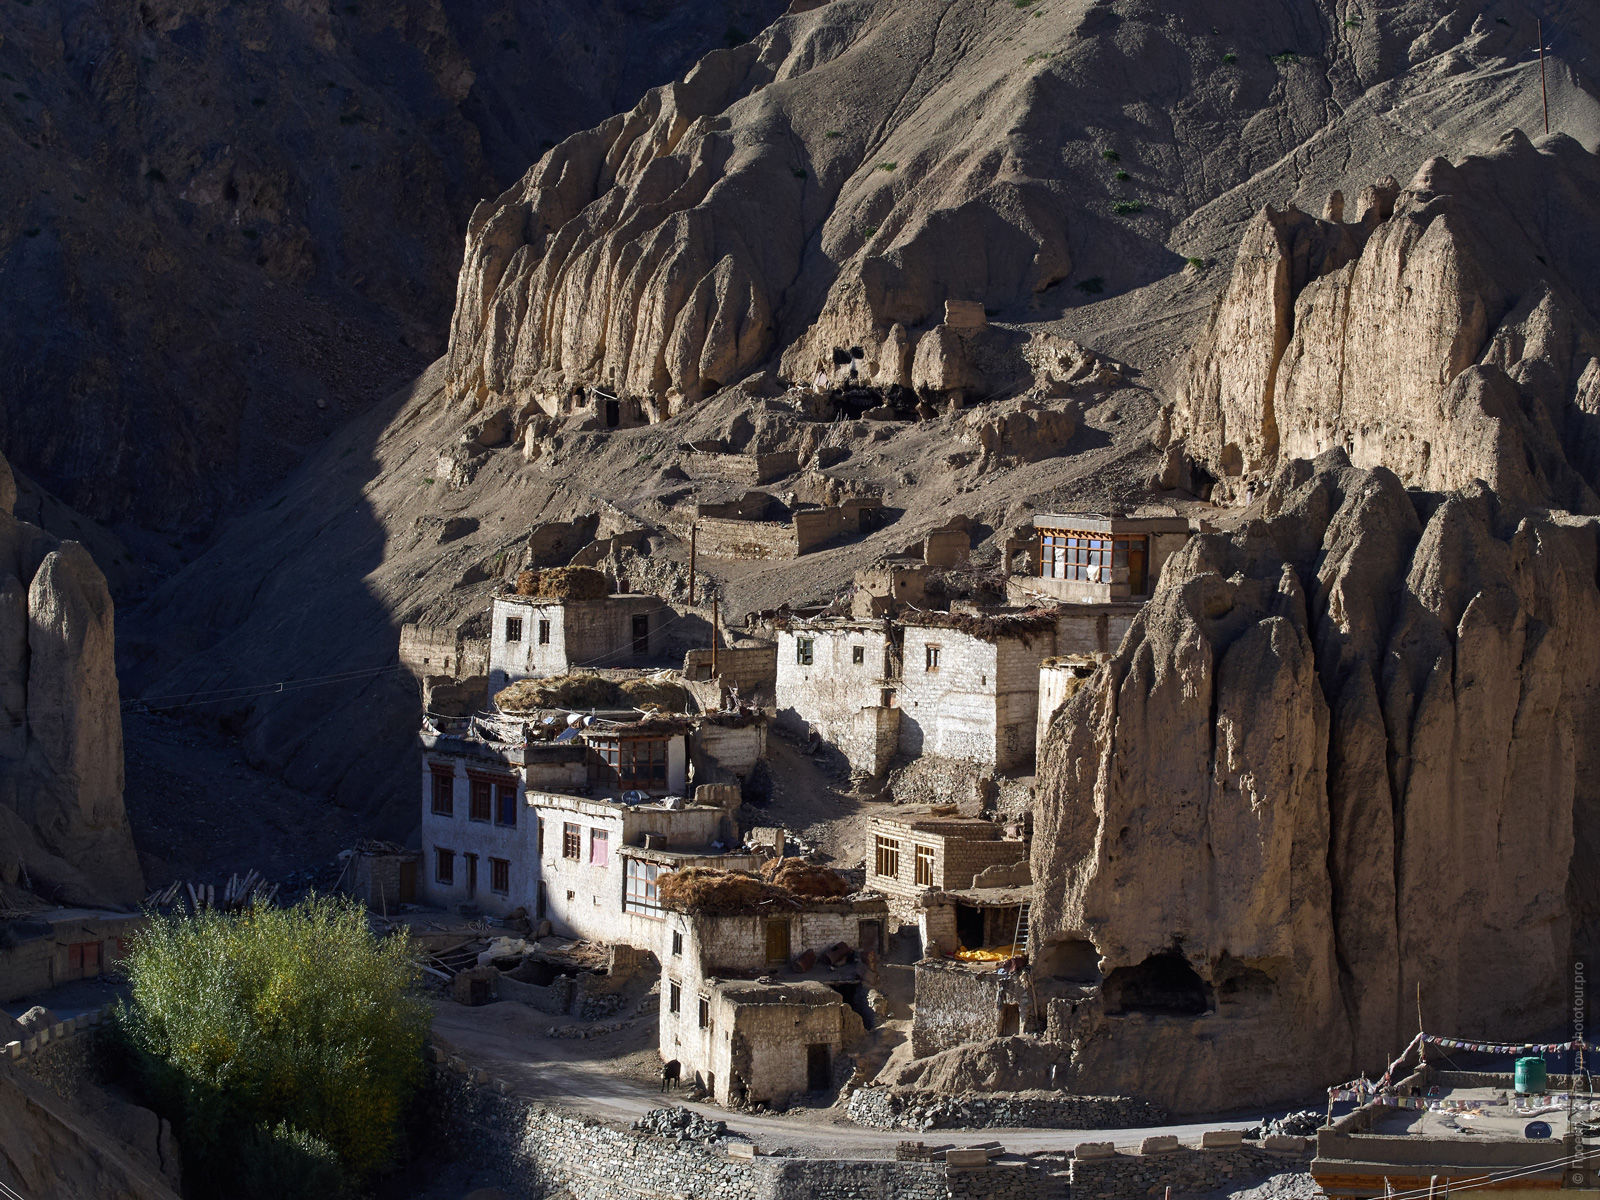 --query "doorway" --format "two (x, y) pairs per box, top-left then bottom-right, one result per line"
(858, 920), (881, 956)
(605, 399), (620, 428)
(1127, 540), (1148, 594)
(632, 614), (650, 656)
(766, 918), (791, 965)
(955, 903), (985, 950)
(807, 1044), (831, 1091)
(999, 1002), (1020, 1037)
